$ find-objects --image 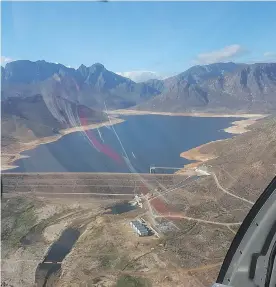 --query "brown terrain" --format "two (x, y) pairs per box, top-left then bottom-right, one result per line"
(2, 115), (276, 287)
(1, 117), (124, 171)
(1, 29), (276, 287)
